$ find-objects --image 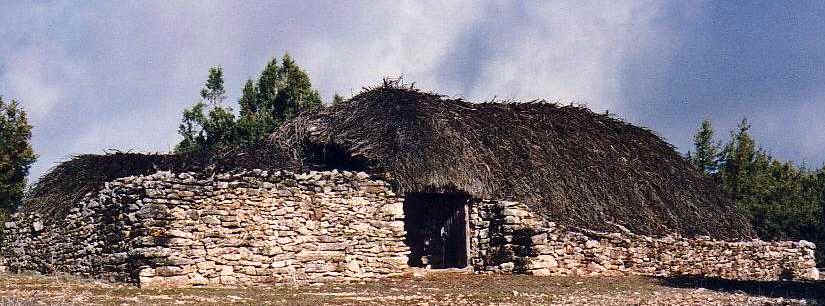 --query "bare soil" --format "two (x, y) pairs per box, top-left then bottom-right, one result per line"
(0, 272), (821, 305)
